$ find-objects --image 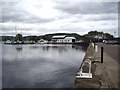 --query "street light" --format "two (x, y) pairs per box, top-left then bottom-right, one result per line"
(114, 31), (116, 38)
